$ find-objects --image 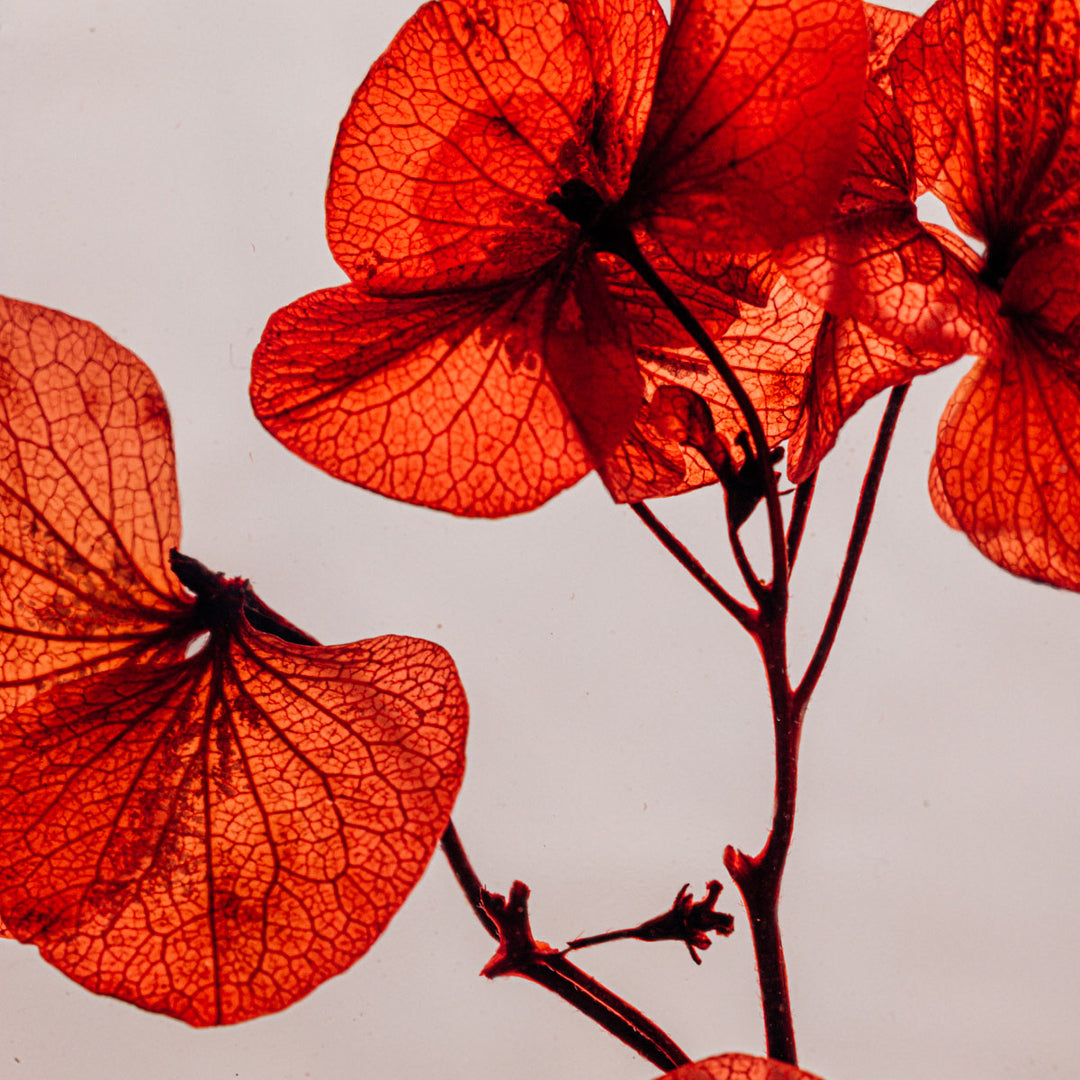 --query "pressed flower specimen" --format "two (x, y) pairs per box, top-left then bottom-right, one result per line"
(0, 297), (468, 1025)
(250, 0), (867, 515)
